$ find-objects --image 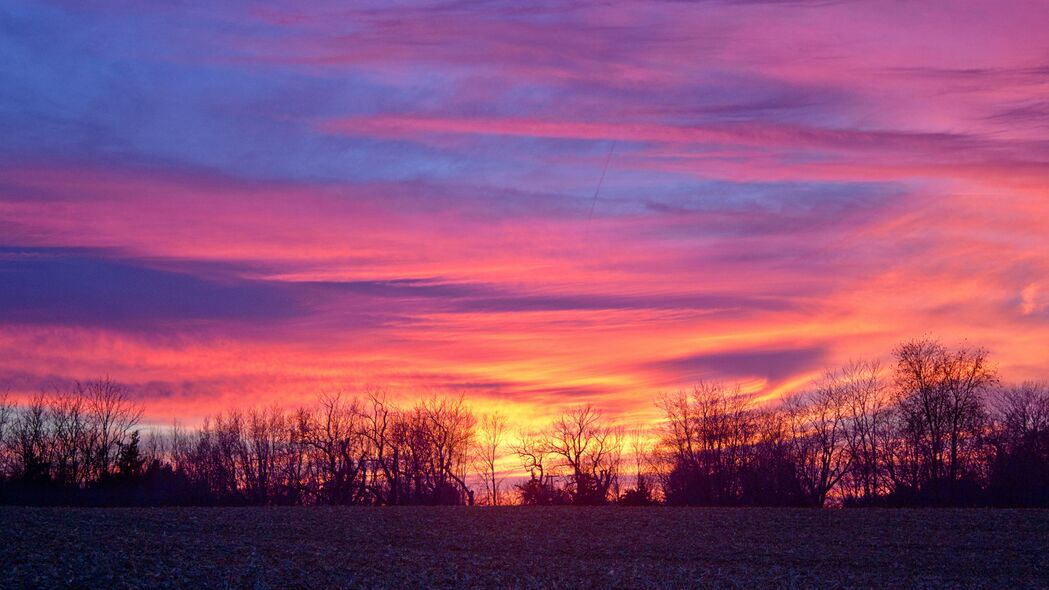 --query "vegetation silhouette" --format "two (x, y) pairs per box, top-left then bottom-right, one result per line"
(1, 338), (1048, 507)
